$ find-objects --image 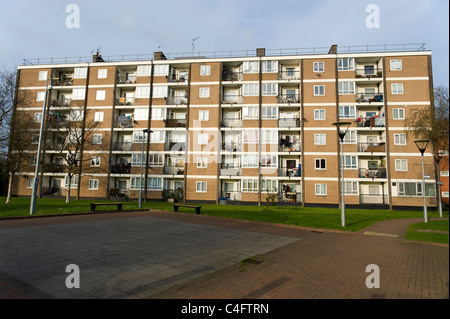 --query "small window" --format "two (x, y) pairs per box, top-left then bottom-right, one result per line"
(339, 106), (356, 119)
(199, 110), (209, 121)
(395, 159), (408, 171)
(74, 67), (88, 79)
(391, 83), (404, 95)
(136, 65), (152, 77)
(198, 133), (208, 145)
(197, 157), (208, 168)
(27, 178), (34, 188)
(90, 156), (101, 167)
(390, 59), (402, 71)
(313, 62), (324, 72)
(394, 134), (406, 145)
(196, 181), (207, 192)
(337, 58), (355, 71)
(199, 87), (210, 98)
(200, 65), (211, 76)
(89, 179), (99, 190)
(315, 184), (327, 196)
(315, 159), (326, 170)
(441, 171), (449, 177)
(34, 113), (43, 122)
(94, 111), (104, 122)
(96, 90), (106, 100)
(314, 133), (326, 145)
(38, 71), (48, 81)
(393, 108), (405, 120)
(340, 156), (357, 169)
(36, 92), (45, 101)
(314, 85), (325, 96)
(442, 192), (449, 198)
(32, 134), (39, 144)
(30, 156), (37, 166)
(97, 69), (108, 79)
(314, 109), (326, 120)
(72, 88), (86, 100)
(92, 134), (102, 145)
